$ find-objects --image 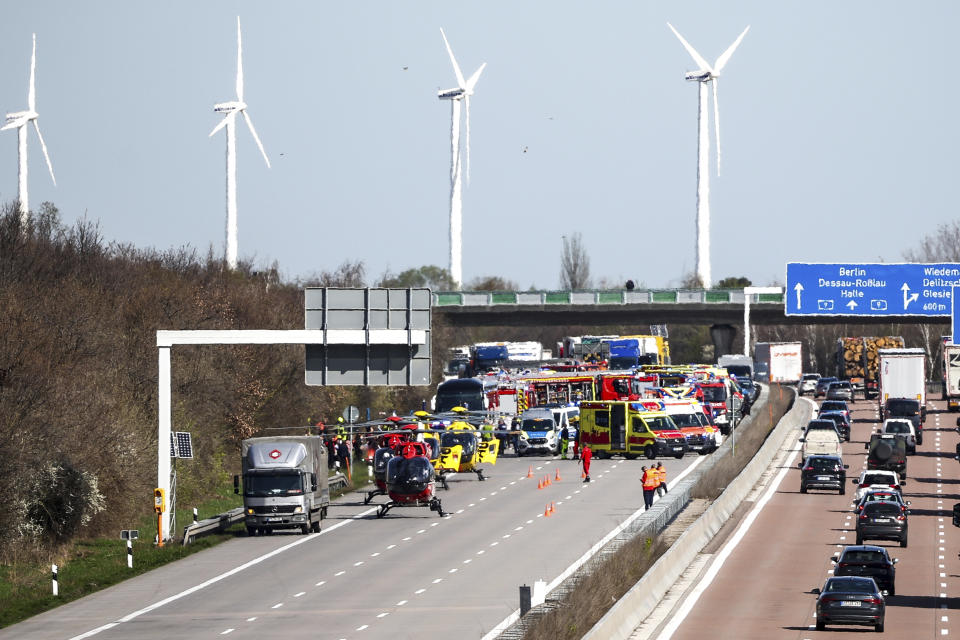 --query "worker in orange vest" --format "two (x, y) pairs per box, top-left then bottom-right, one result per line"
(656, 462), (668, 497)
(641, 465), (658, 510)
